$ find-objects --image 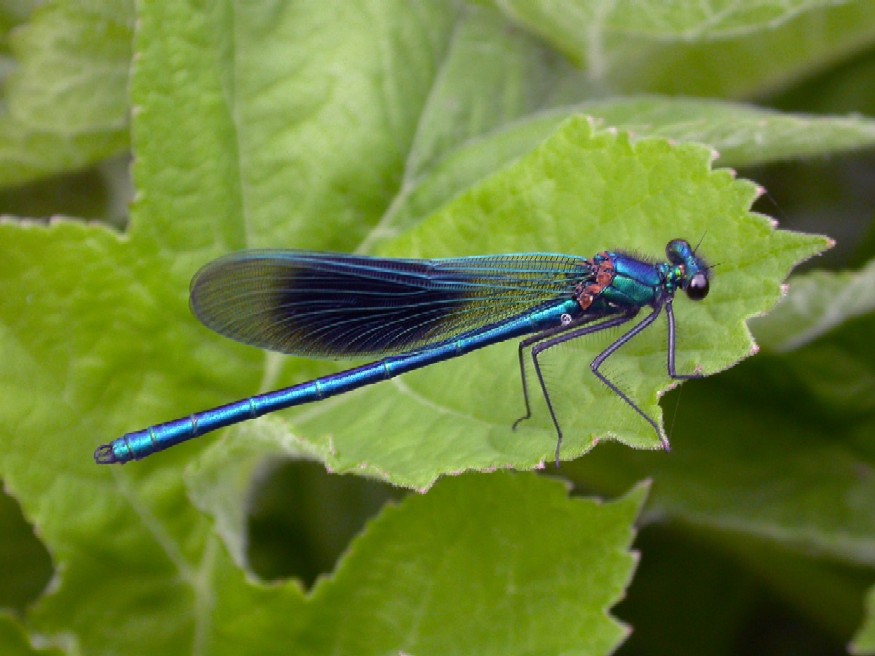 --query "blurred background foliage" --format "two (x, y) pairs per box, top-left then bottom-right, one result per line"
(3, 1), (875, 654)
